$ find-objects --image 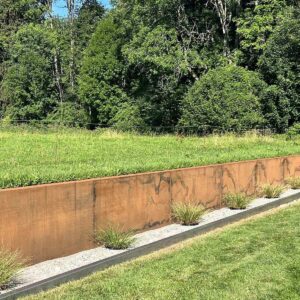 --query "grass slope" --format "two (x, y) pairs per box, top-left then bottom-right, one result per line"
(25, 202), (300, 300)
(1, 127), (300, 188)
